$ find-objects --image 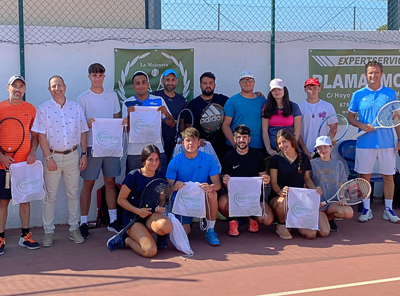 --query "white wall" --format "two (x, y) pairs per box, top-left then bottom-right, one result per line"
(2, 30), (396, 229)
